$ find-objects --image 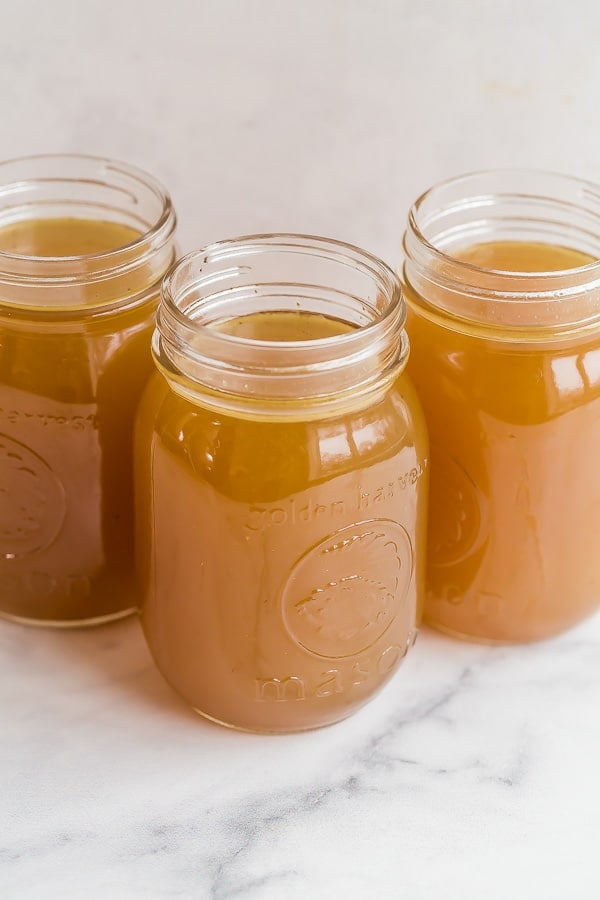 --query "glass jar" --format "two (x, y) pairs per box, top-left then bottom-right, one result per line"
(0, 154), (176, 626)
(135, 235), (429, 732)
(402, 170), (600, 643)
